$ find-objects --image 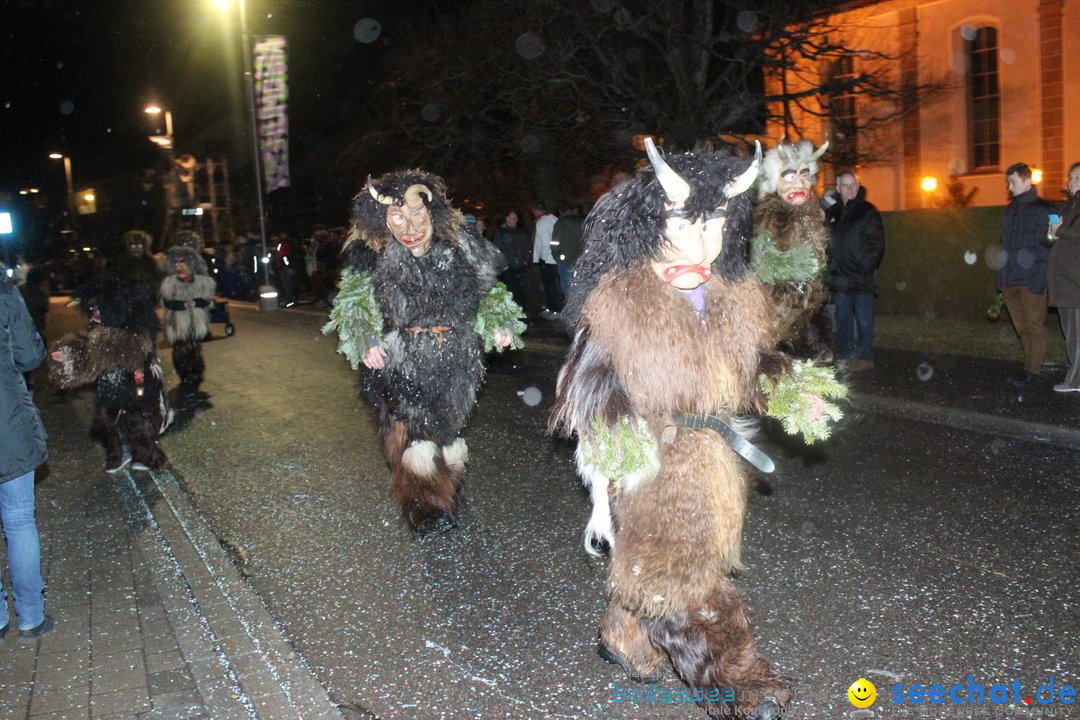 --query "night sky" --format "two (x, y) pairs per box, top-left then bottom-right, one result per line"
(0, 0), (388, 197)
